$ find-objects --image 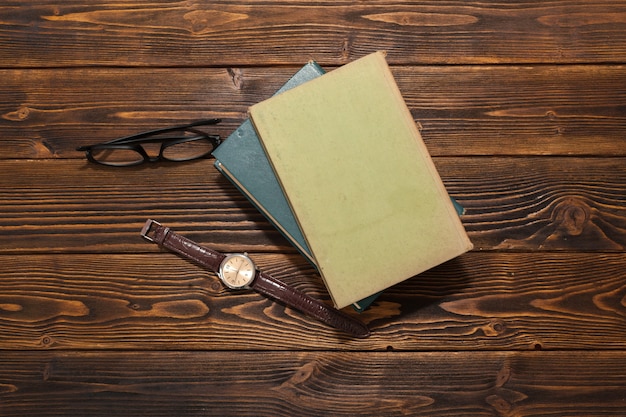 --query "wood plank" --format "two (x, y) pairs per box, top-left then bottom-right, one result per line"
(0, 159), (283, 254)
(4, 2), (626, 67)
(2, 65), (626, 158)
(1, 350), (625, 416)
(1, 252), (624, 351)
(444, 157), (626, 251)
(0, 158), (624, 253)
